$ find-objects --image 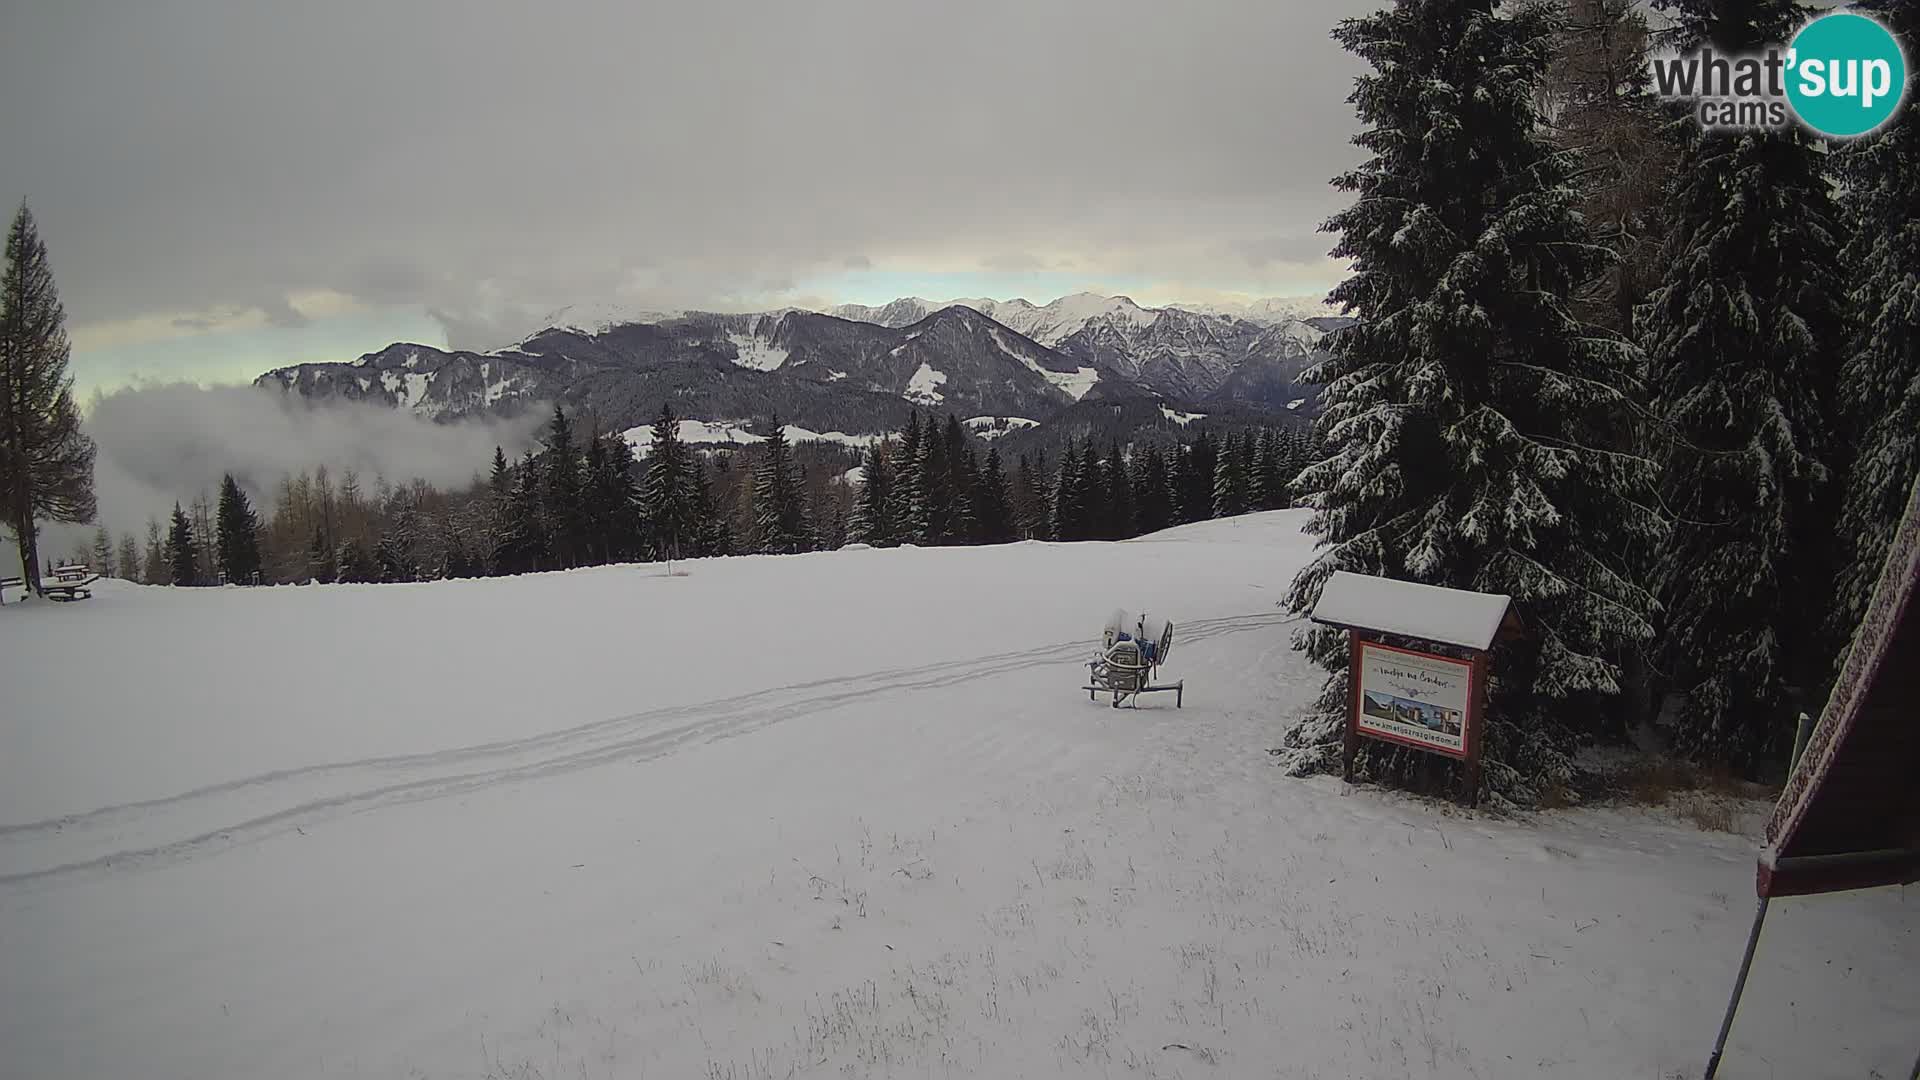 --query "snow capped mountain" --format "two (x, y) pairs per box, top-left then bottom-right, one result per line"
(829, 293), (1162, 347)
(258, 293), (1340, 451)
(1166, 295), (1339, 325)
